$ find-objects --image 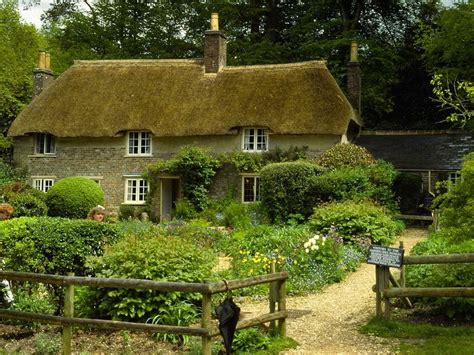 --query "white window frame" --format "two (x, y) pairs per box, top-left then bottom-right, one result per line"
(242, 175), (260, 203)
(124, 178), (149, 204)
(32, 178), (55, 192)
(34, 133), (56, 155)
(242, 128), (268, 152)
(126, 131), (152, 156)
